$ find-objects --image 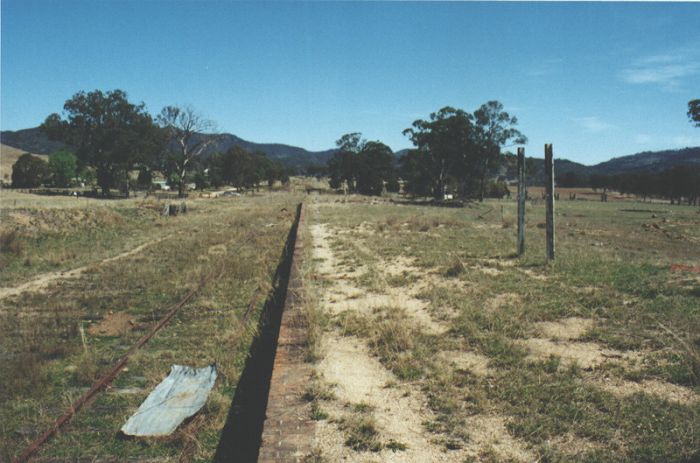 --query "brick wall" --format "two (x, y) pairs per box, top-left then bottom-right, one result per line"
(258, 205), (315, 462)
